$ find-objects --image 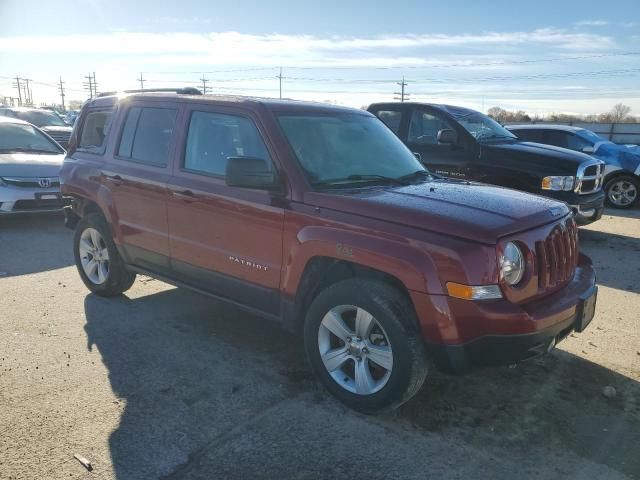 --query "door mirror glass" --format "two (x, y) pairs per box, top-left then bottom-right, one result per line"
(413, 152), (422, 162)
(581, 145), (595, 154)
(225, 156), (279, 190)
(437, 128), (458, 145)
